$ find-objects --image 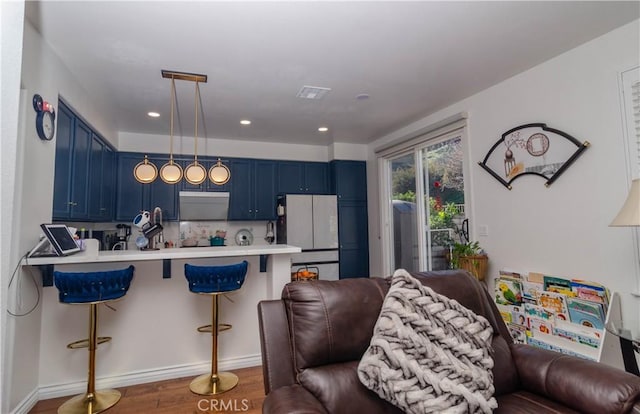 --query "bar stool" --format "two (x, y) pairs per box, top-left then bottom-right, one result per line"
(53, 266), (135, 414)
(184, 261), (248, 395)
